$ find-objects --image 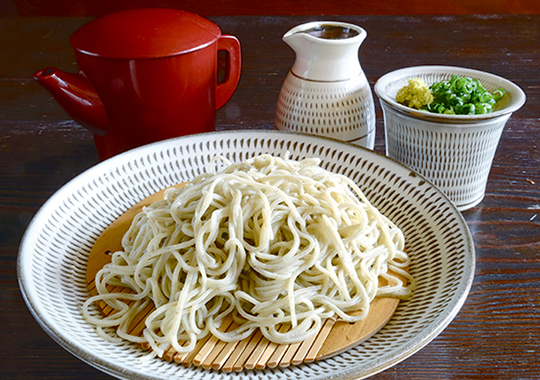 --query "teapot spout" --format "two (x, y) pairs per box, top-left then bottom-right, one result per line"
(33, 68), (109, 135)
